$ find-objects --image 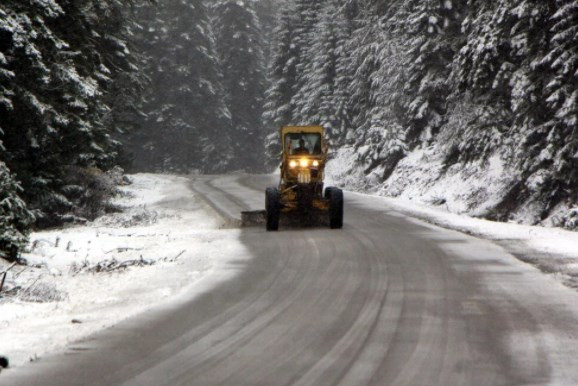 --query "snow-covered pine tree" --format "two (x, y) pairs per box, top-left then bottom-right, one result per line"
(290, 0), (355, 145)
(544, 0), (578, 132)
(212, 0), (266, 172)
(448, 0), (576, 222)
(263, 0), (300, 168)
(86, 0), (150, 169)
(1, 0), (149, 226)
(46, 0), (120, 168)
(289, 0), (325, 124)
(345, 1), (409, 181)
(347, 7), (381, 147)
(1, 0), (94, 225)
(330, 0), (359, 146)
(1, 1), (63, 219)
(291, 0), (334, 124)
(444, 1), (516, 168)
(400, 0), (464, 145)
(132, 0), (232, 173)
(528, 0), (578, 219)
(254, 0), (277, 61)
(0, 157), (34, 260)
